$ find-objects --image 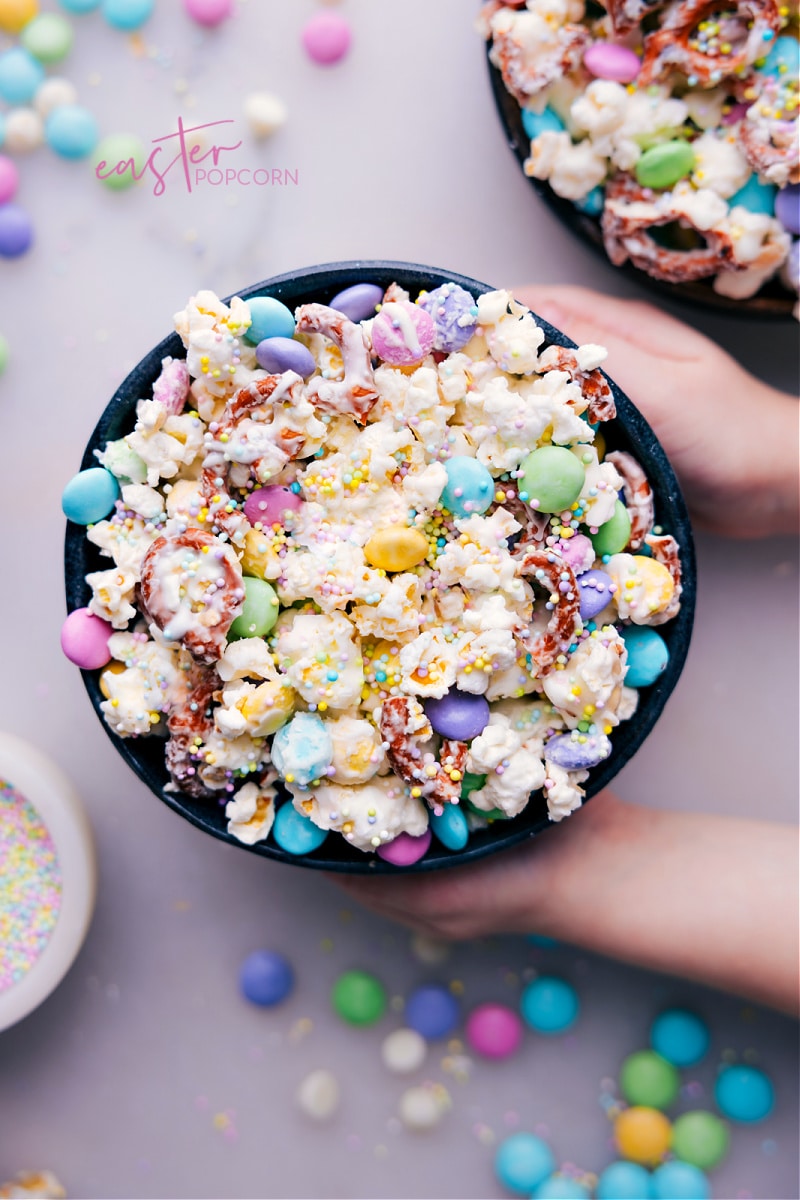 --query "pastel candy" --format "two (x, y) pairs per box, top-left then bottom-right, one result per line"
(441, 455), (494, 516)
(272, 802), (328, 855)
(430, 804), (469, 851)
(781, 239), (799, 292)
(371, 300), (435, 366)
(62, 466), (120, 524)
(620, 625), (669, 686)
(424, 689), (490, 741)
(589, 499), (631, 556)
(244, 296), (295, 344)
(61, 608), (113, 669)
(101, 0), (155, 30)
(544, 731), (611, 770)
(364, 525), (428, 572)
(775, 183), (800, 236)
(635, 140), (695, 190)
(417, 282), (478, 353)
(577, 568), (614, 620)
(519, 446), (585, 513)
(760, 34), (799, 79)
(376, 828), (432, 866)
(255, 336), (316, 378)
(329, 282), (384, 322)
(609, 554), (675, 621)
(532, 1177), (590, 1200)
(244, 484), (303, 527)
(584, 42), (641, 83)
(45, 104), (98, 159)
(650, 1009), (709, 1067)
(714, 1064), (774, 1123)
(555, 533), (595, 574)
(596, 1162), (653, 1199)
(651, 1162), (710, 1200)
(575, 186), (604, 216)
(0, 48), (45, 105)
(227, 576), (279, 639)
(521, 106), (564, 140)
(729, 174), (777, 216)
(271, 712), (332, 786)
